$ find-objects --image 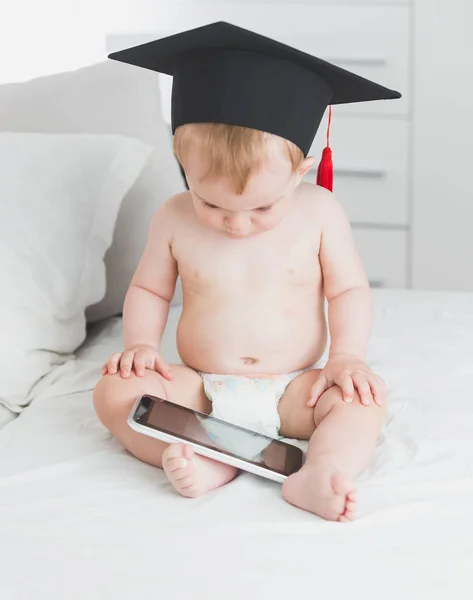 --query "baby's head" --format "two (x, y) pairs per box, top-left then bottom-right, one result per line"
(173, 123), (315, 238)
